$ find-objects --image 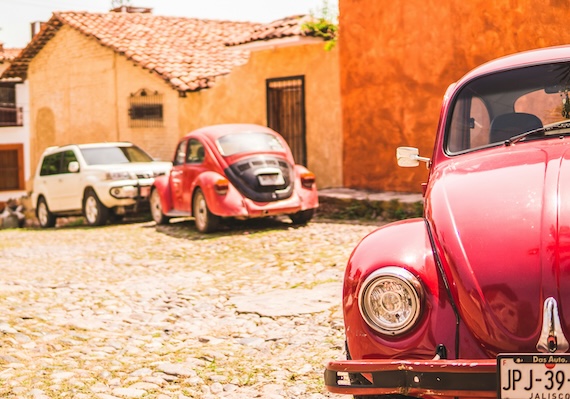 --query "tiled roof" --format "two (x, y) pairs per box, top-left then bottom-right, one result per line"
(227, 14), (313, 46)
(2, 11), (260, 92)
(0, 46), (22, 63)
